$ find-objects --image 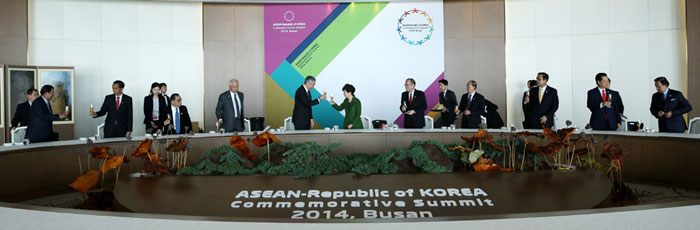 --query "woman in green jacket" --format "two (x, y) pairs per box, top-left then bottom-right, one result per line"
(331, 84), (363, 129)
